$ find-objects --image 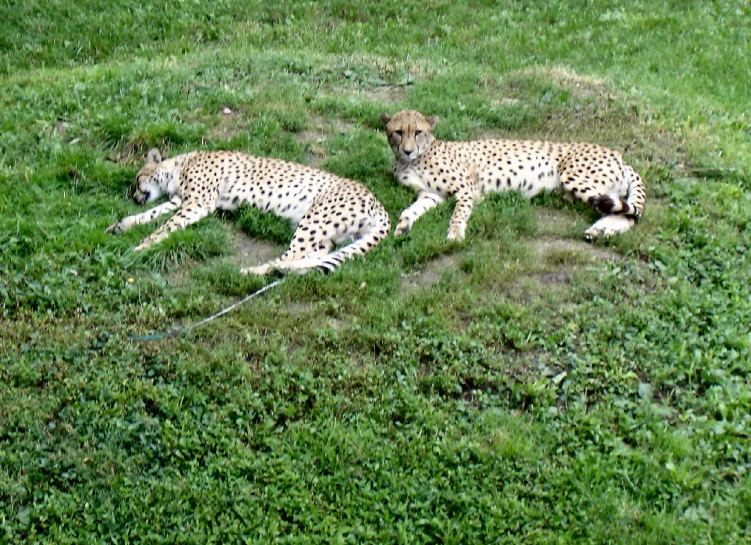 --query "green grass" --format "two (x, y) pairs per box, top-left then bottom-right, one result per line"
(2, 0), (751, 543)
